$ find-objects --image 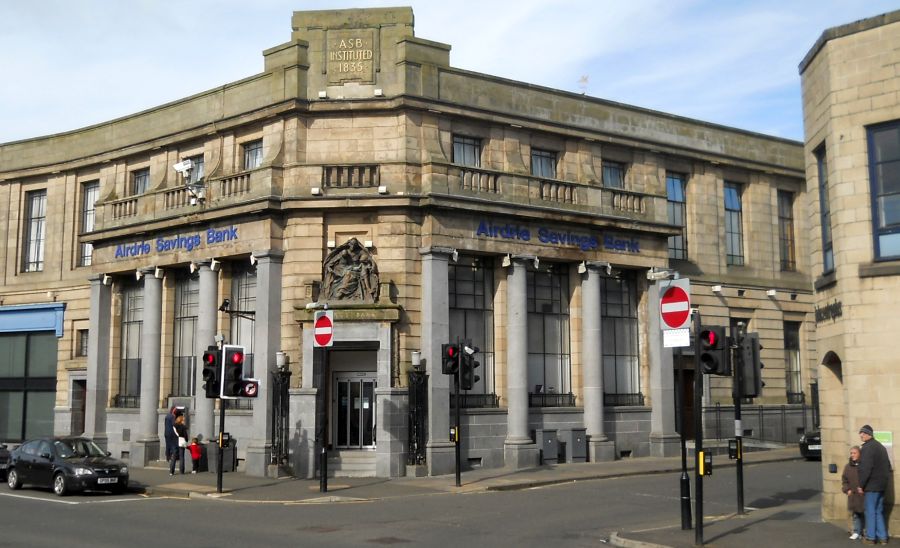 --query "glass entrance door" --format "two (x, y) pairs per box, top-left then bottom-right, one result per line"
(334, 374), (376, 449)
